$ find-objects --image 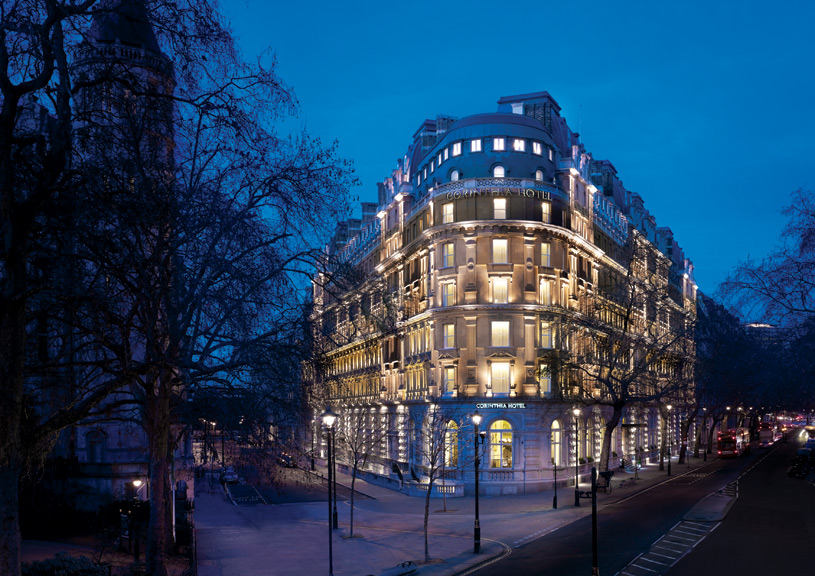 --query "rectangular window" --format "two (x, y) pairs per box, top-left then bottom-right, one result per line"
(541, 242), (551, 266)
(423, 167), (427, 179)
(541, 280), (552, 305)
(443, 323), (455, 349)
(438, 152), (443, 166)
(430, 161), (435, 173)
(540, 322), (553, 348)
(542, 202), (551, 223)
(494, 198), (507, 220)
(491, 362), (510, 394)
(442, 203), (454, 224)
(493, 137), (505, 151)
(442, 282), (456, 307)
(539, 364), (552, 396)
(493, 277), (509, 304)
(443, 366), (456, 394)
(443, 242), (455, 268)
(491, 320), (510, 347)
(513, 138), (525, 152)
(444, 148), (449, 161)
(493, 238), (508, 264)
(471, 139), (482, 152)
(548, 147), (554, 161)
(452, 142), (462, 156)
(416, 174), (421, 185)
(533, 141), (542, 155)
